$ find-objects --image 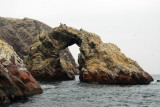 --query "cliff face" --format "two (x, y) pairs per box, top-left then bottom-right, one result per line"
(26, 24), (153, 84)
(0, 17), (51, 59)
(0, 17), (79, 75)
